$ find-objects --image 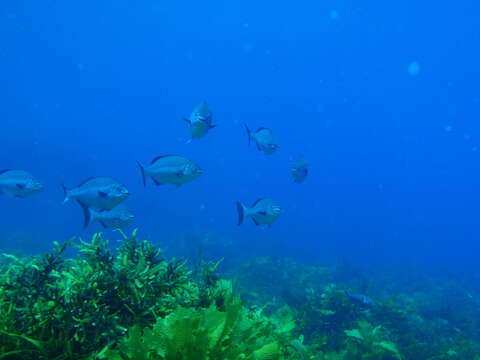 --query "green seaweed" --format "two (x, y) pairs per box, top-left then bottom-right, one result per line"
(0, 231), (307, 360)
